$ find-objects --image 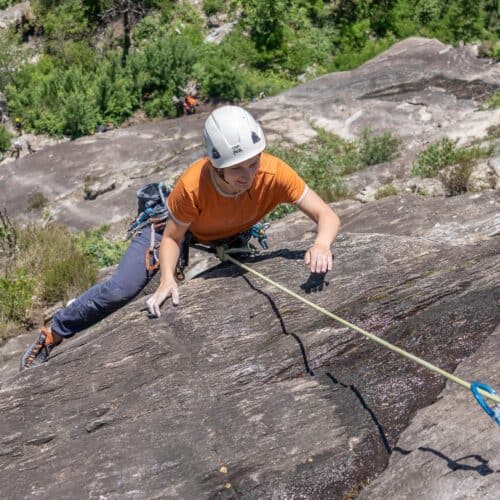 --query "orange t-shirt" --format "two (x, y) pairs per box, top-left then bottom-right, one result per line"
(167, 152), (307, 243)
